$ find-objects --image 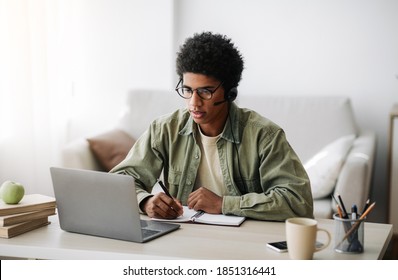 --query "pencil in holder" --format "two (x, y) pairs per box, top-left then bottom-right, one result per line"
(333, 213), (365, 254)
